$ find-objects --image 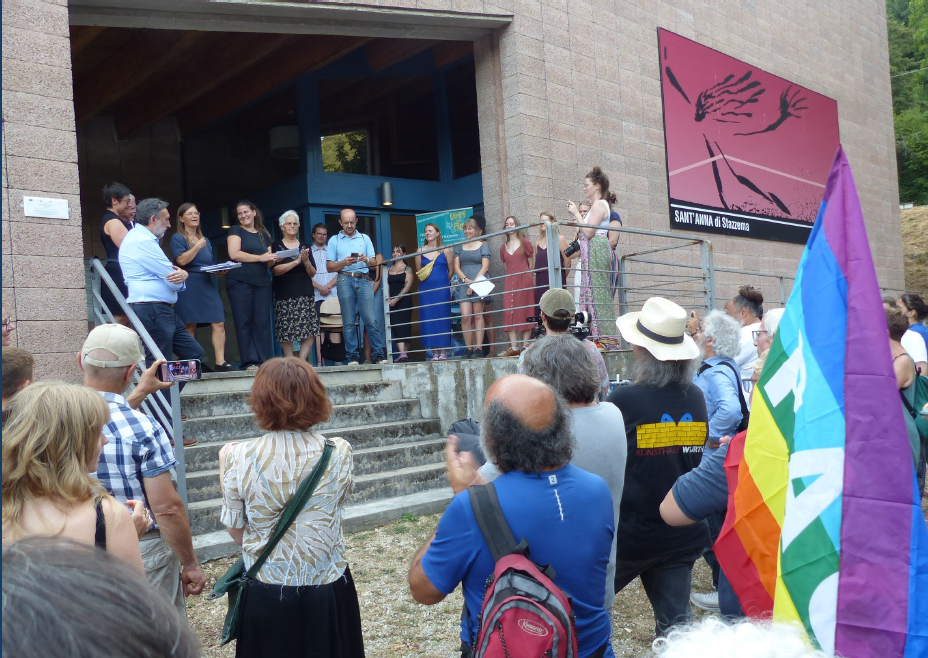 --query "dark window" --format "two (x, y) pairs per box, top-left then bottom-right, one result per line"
(446, 60), (481, 179)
